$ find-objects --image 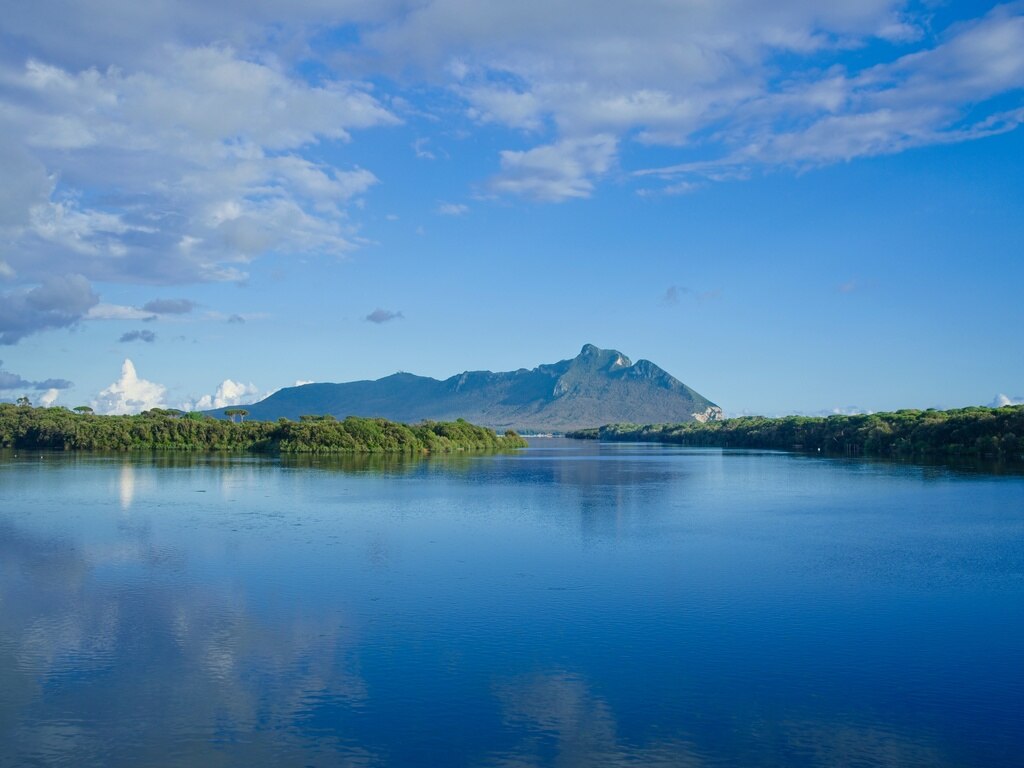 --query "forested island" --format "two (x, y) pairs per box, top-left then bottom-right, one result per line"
(567, 405), (1024, 461)
(0, 403), (527, 454)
